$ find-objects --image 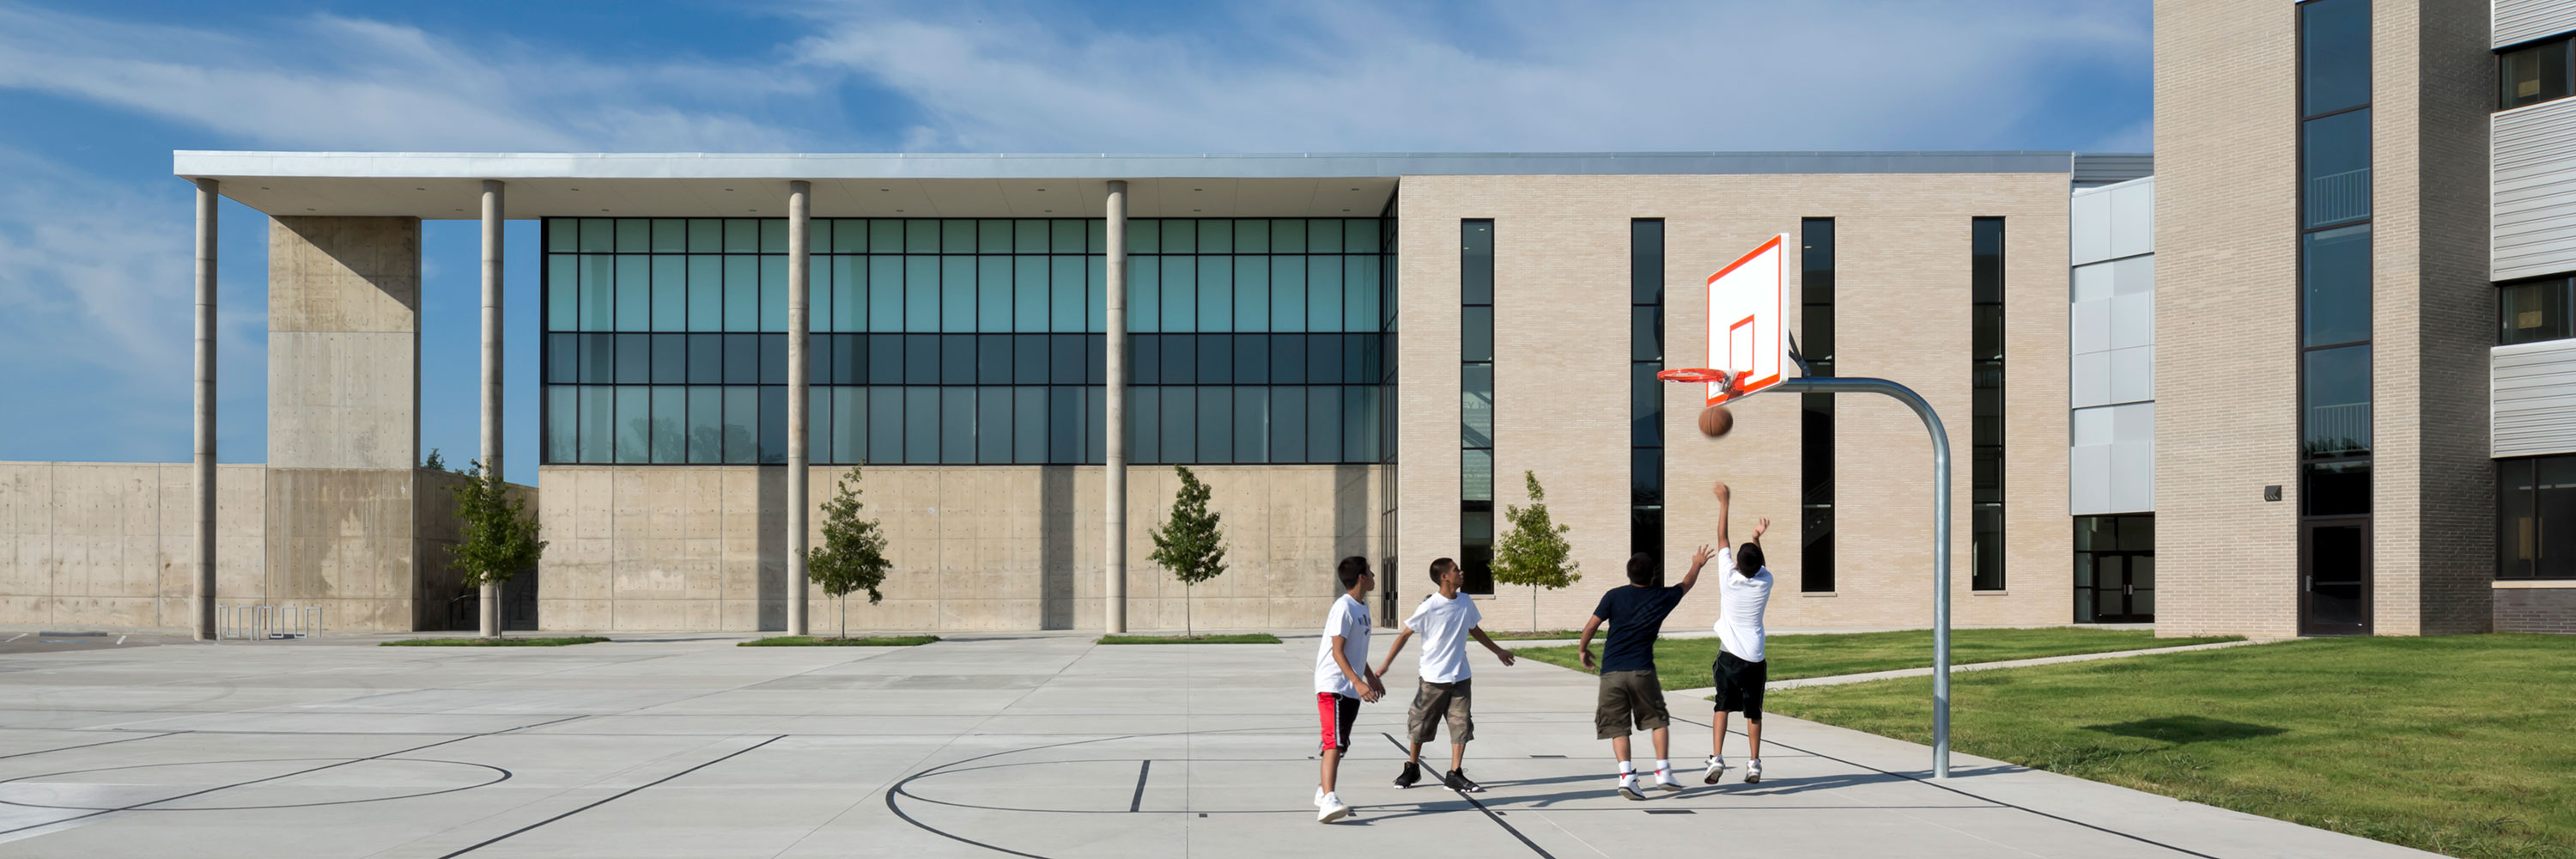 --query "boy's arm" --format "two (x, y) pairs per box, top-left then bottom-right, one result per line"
(1576, 614), (1604, 670)
(1674, 543), (1715, 596)
(1373, 628), (1415, 677)
(1467, 626), (1516, 666)
(1750, 517), (1771, 547)
(1715, 482), (1732, 547)
(1330, 636), (1380, 703)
